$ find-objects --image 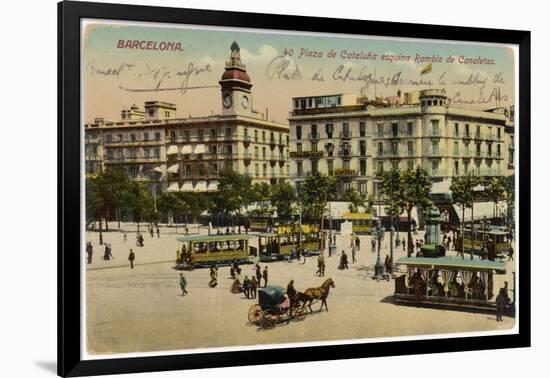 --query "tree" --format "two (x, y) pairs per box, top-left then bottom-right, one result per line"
(86, 174), (106, 245)
(402, 167), (433, 257)
(344, 187), (366, 213)
(157, 191), (187, 232)
(484, 176), (508, 220)
(126, 181), (154, 232)
(271, 182), (297, 224)
(450, 173), (478, 259)
(376, 166), (405, 222)
(250, 182), (273, 218)
(301, 173), (337, 250)
(210, 171), (253, 224)
(98, 168), (131, 231)
(180, 192), (210, 224)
